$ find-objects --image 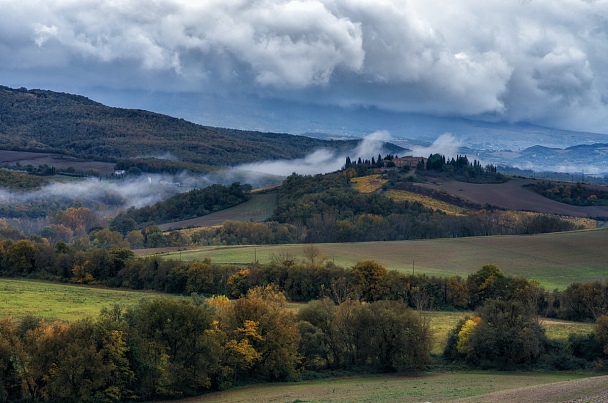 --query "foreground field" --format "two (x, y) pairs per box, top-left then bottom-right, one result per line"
(0, 280), (601, 402)
(0, 278), (167, 322)
(167, 372), (607, 403)
(147, 229), (608, 290)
